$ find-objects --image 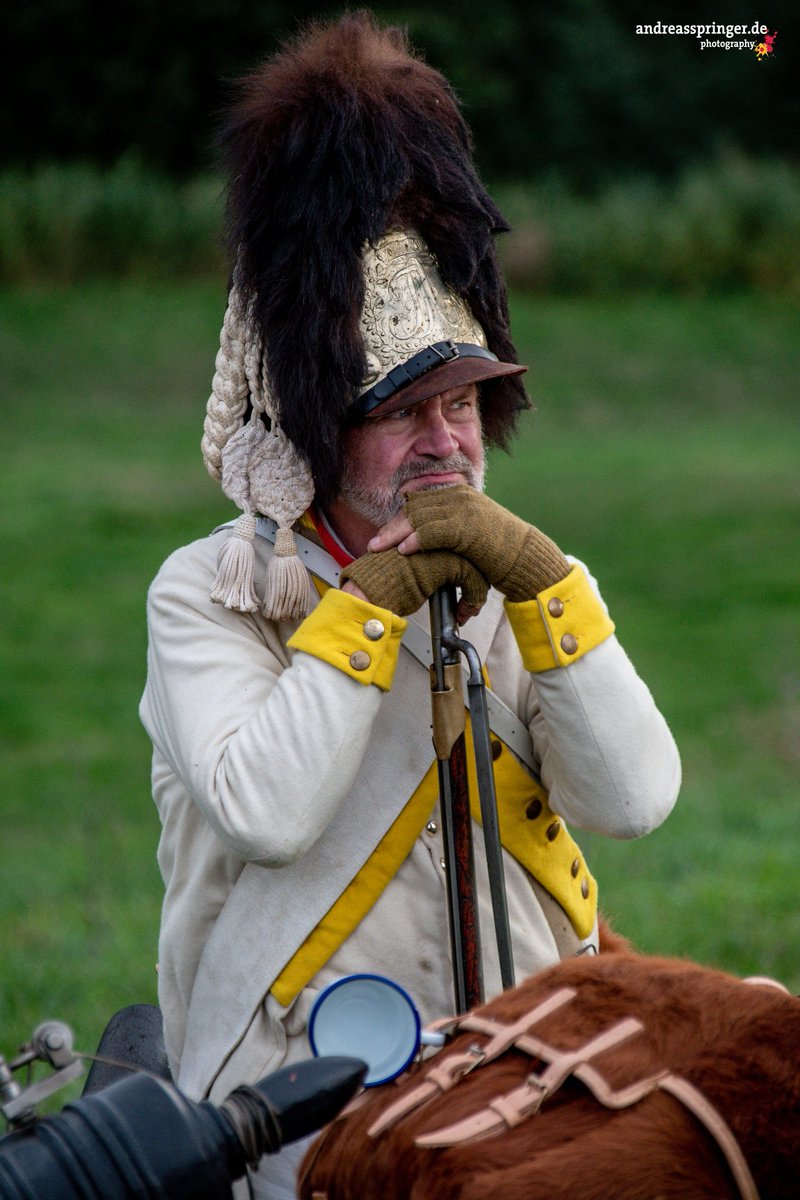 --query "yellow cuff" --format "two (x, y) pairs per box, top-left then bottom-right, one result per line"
(288, 588), (407, 691)
(505, 563), (615, 673)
